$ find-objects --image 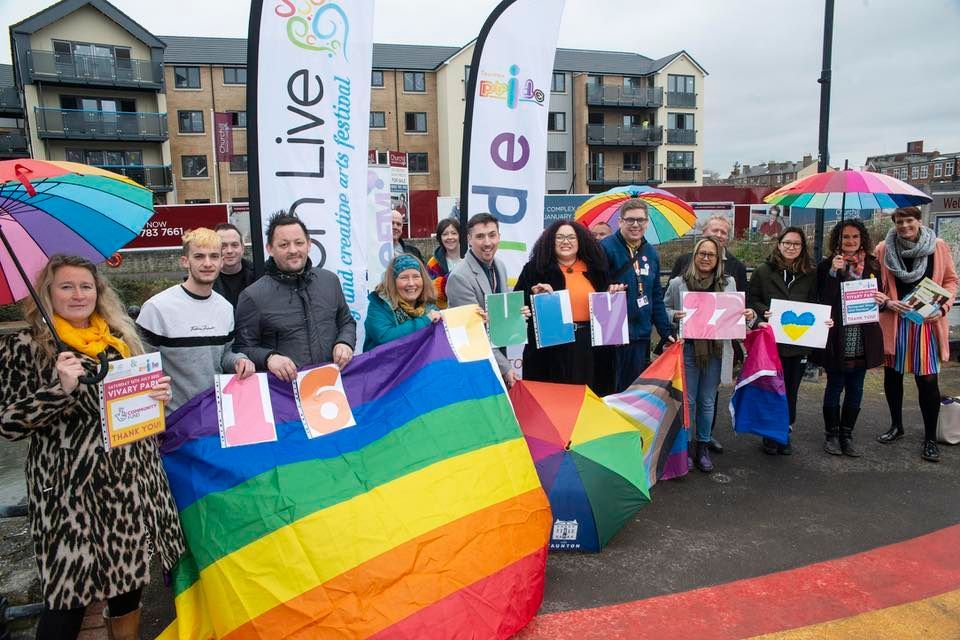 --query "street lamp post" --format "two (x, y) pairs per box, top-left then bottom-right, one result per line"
(814, 0), (835, 260)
